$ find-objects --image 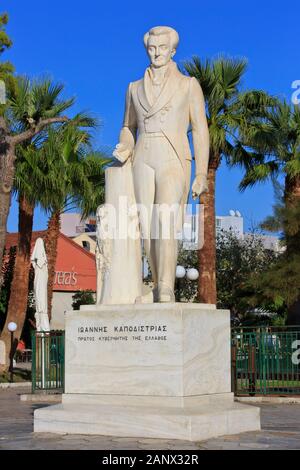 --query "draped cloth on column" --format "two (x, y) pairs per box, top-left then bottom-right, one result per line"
(96, 161), (142, 304)
(31, 237), (50, 331)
